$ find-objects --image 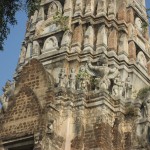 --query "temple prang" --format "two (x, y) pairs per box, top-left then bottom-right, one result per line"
(0, 0), (150, 149)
